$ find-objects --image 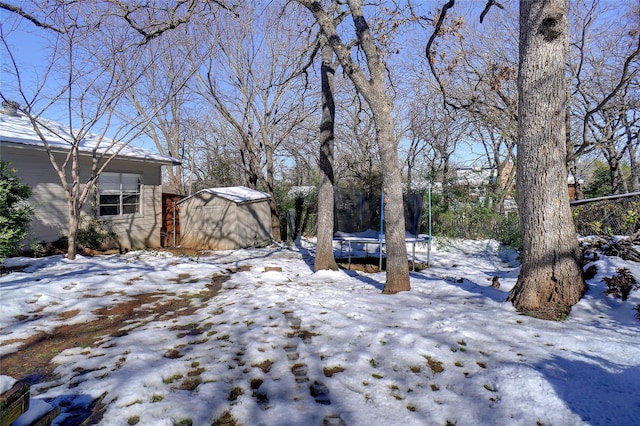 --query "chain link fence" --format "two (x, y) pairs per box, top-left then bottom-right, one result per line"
(571, 192), (640, 237)
(431, 192), (640, 248)
(429, 208), (521, 248)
